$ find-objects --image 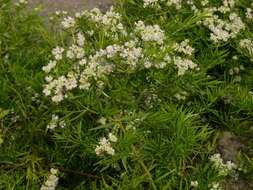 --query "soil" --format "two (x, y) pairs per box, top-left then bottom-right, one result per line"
(28, 0), (113, 15)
